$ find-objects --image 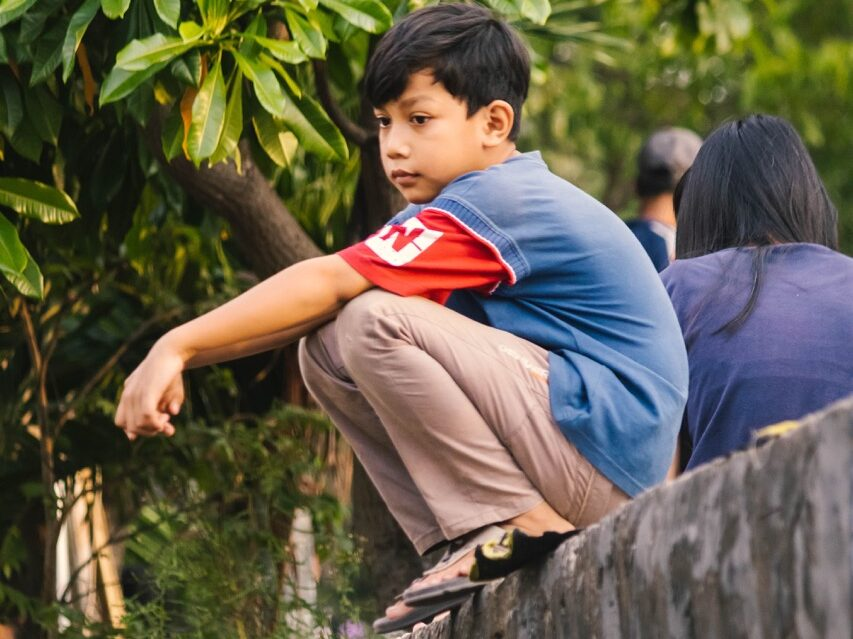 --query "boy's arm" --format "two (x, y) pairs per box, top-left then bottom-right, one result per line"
(183, 313), (337, 369)
(115, 255), (372, 438)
